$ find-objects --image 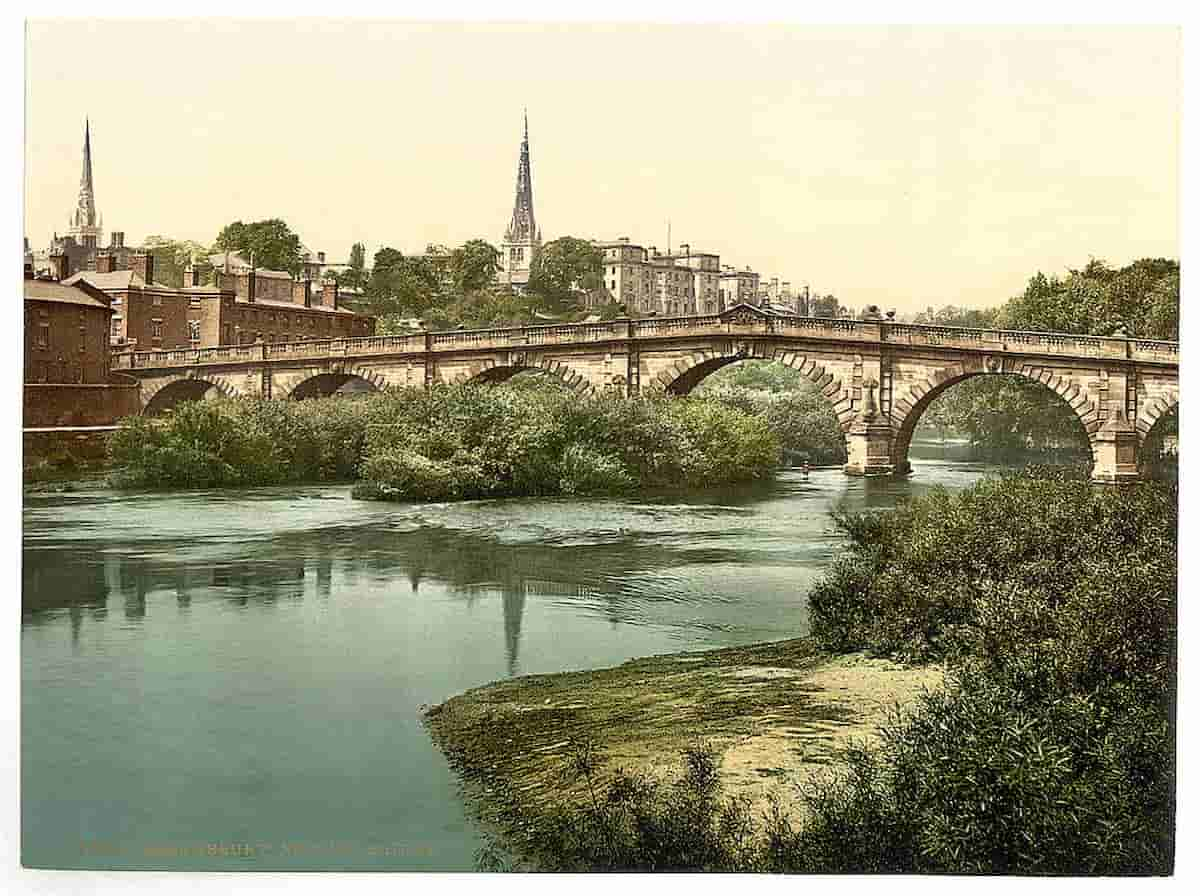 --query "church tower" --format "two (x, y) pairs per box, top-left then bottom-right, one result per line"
(499, 111), (541, 289)
(68, 119), (102, 249)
